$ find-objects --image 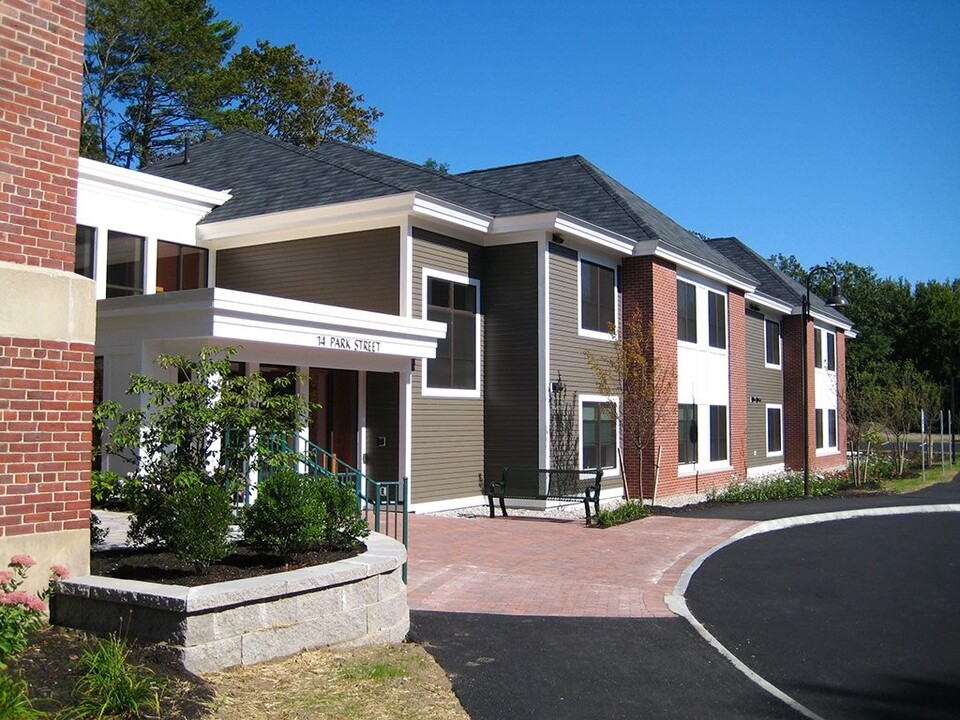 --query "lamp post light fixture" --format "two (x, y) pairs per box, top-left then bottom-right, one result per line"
(801, 266), (849, 496)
